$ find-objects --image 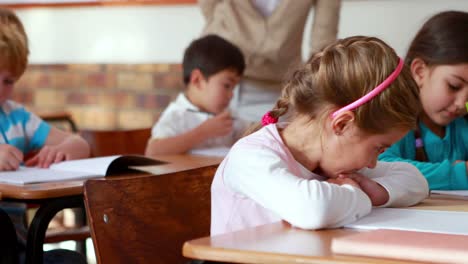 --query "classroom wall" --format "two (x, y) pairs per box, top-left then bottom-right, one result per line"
(14, 64), (181, 129)
(10, 0), (468, 130)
